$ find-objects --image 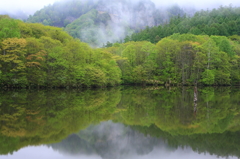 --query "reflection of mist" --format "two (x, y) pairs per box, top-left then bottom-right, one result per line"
(49, 121), (237, 159)
(51, 121), (162, 158)
(1, 121), (238, 159)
